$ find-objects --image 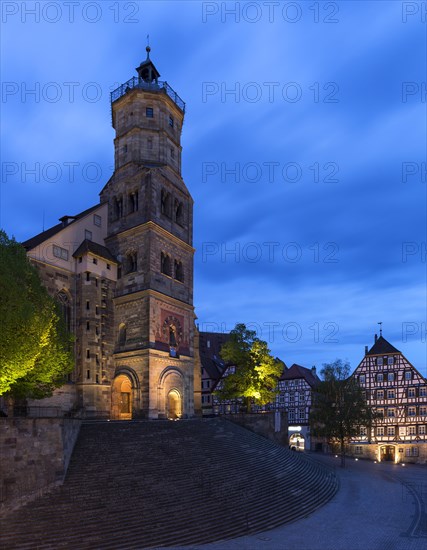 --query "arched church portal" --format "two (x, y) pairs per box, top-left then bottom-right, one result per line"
(158, 368), (185, 419)
(111, 374), (133, 420)
(167, 389), (182, 420)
